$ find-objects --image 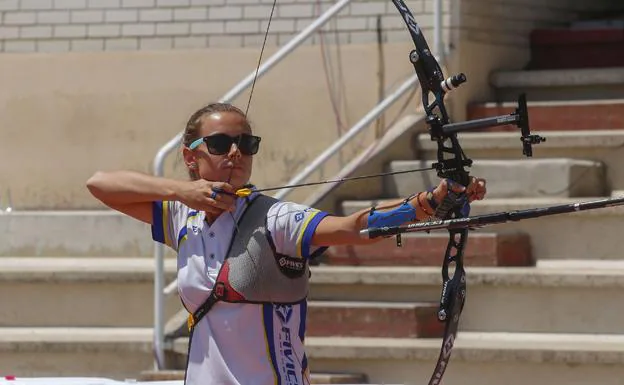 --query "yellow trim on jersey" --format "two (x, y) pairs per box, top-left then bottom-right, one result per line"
(296, 210), (319, 258)
(178, 234), (188, 249)
(187, 313), (194, 332)
(162, 201), (171, 247)
(178, 210), (200, 250)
